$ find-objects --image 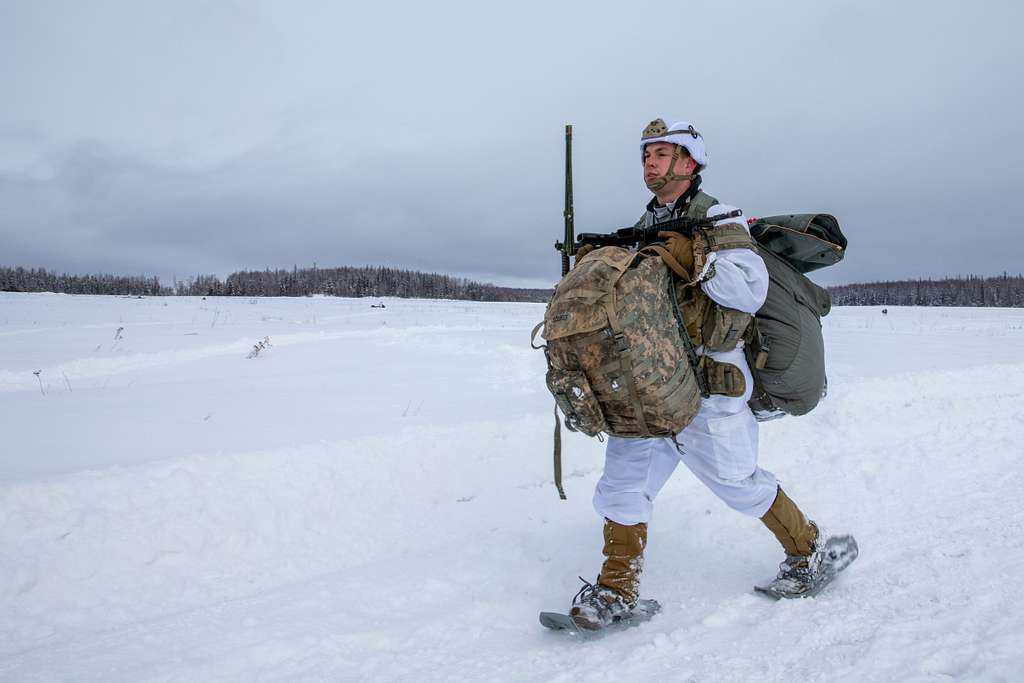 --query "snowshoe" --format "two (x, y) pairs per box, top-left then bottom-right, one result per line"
(539, 576), (660, 634)
(755, 533), (859, 600)
(539, 600), (660, 636)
